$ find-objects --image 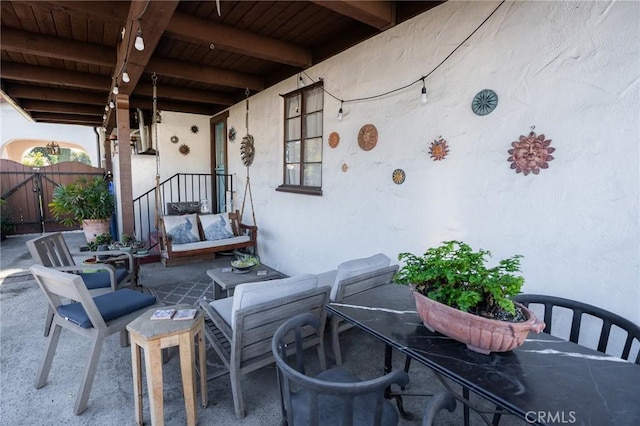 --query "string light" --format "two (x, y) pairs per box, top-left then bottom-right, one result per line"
(299, 73), (305, 88)
(104, 105), (109, 112)
(134, 28), (145, 51)
(298, 1), (504, 118)
(112, 84), (119, 95)
(122, 69), (130, 83)
(109, 100), (115, 109)
(421, 78), (428, 104)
